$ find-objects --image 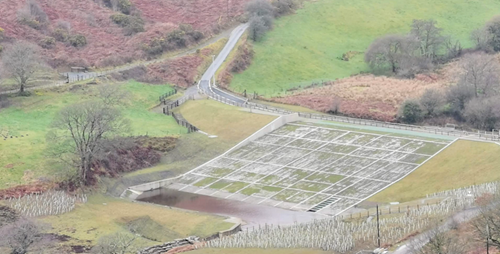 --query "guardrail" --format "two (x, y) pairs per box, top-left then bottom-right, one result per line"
(159, 89), (177, 103)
